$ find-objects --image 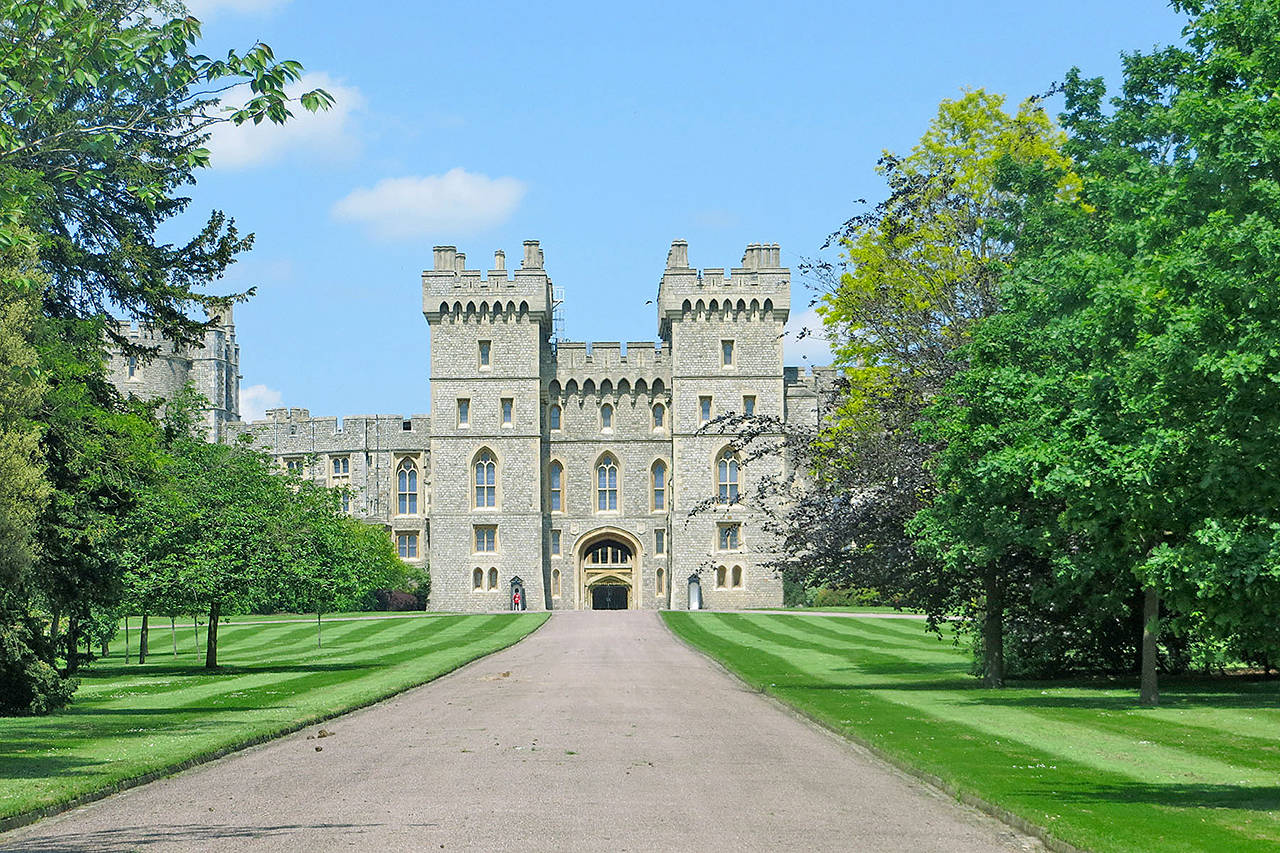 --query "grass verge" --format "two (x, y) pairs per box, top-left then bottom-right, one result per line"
(0, 612), (546, 827)
(663, 611), (1280, 853)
